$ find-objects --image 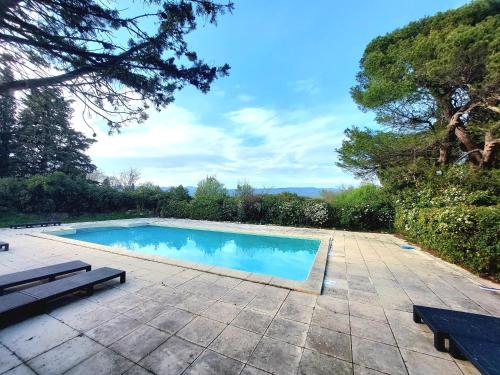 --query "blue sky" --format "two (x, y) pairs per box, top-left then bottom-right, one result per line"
(83, 0), (468, 188)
